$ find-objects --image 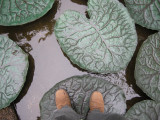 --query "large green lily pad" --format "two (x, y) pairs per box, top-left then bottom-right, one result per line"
(54, 0), (137, 73)
(0, 0), (55, 26)
(40, 75), (126, 120)
(0, 35), (29, 109)
(135, 32), (160, 102)
(124, 0), (160, 30)
(125, 100), (160, 120)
